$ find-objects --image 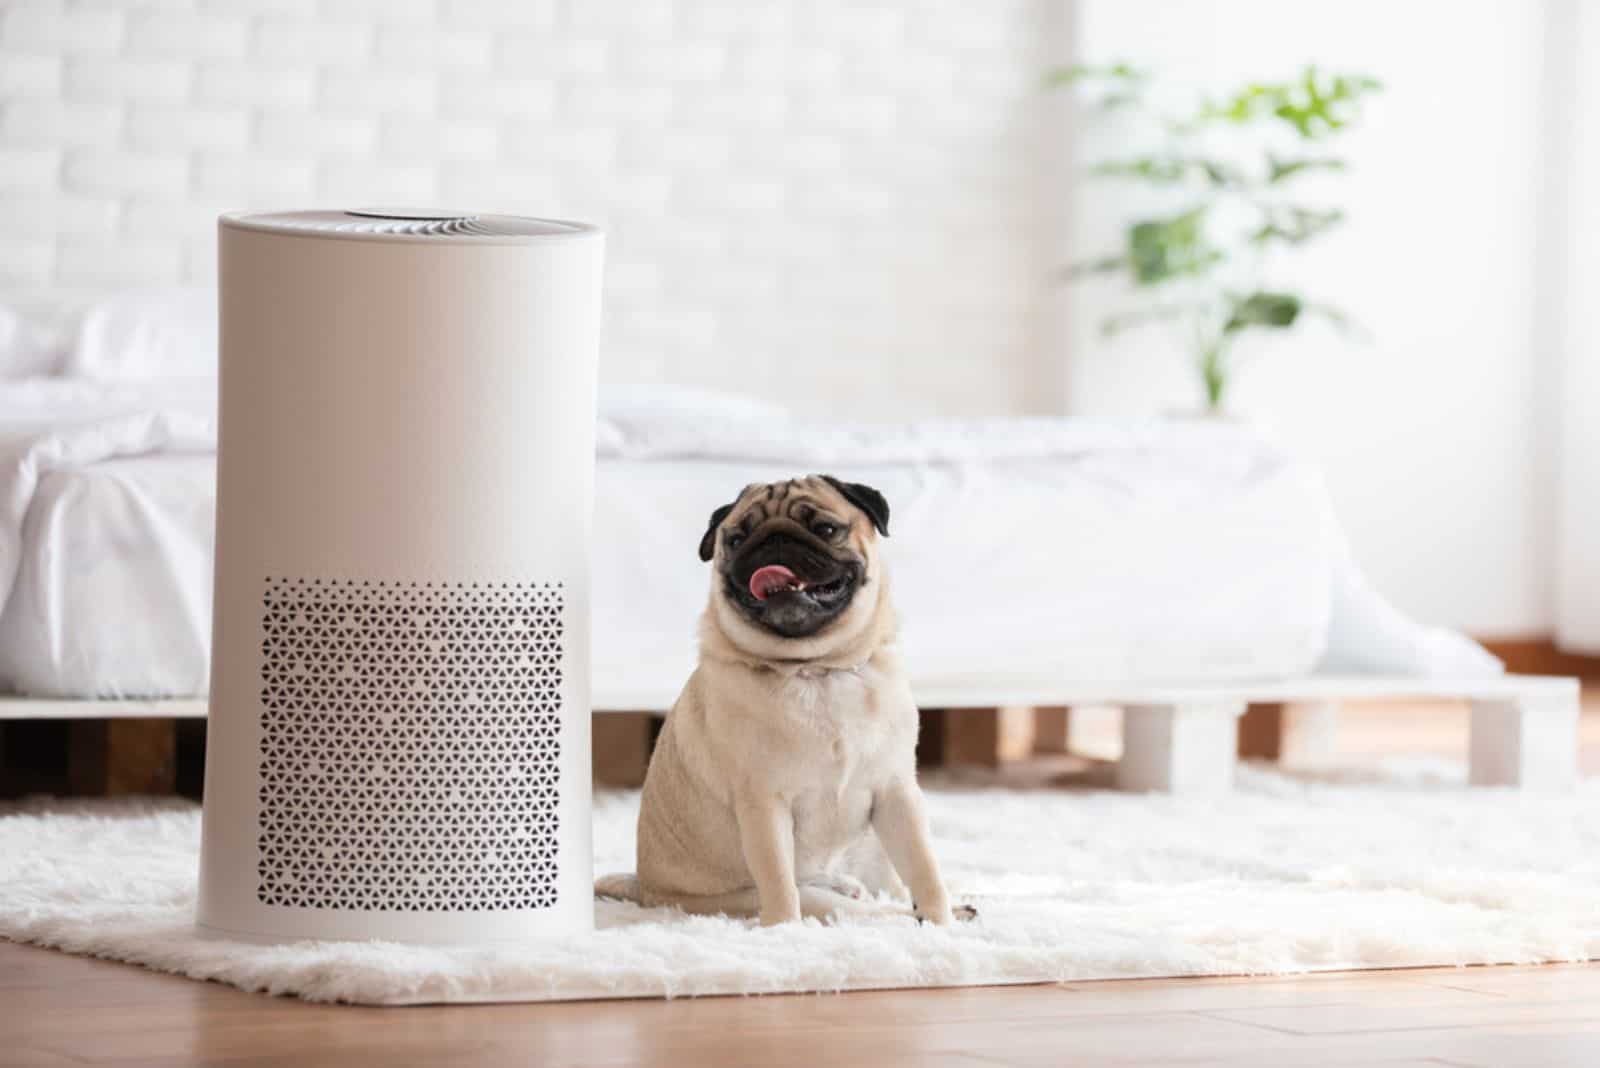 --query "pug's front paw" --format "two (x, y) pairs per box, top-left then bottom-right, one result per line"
(760, 904), (802, 927)
(912, 898), (978, 925)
